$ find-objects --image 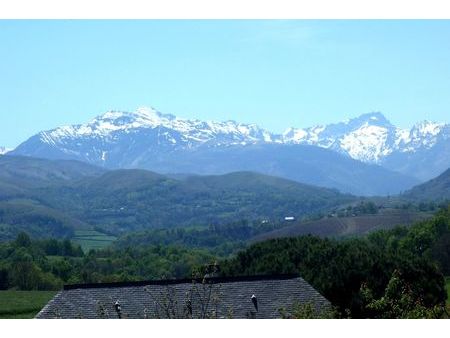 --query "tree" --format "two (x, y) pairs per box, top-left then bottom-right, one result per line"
(43, 238), (60, 255)
(361, 269), (446, 319)
(9, 248), (41, 290)
(14, 232), (31, 248)
(0, 267), (9, 290)
(279, 302), (336, 319)
(134, 265), (223, 318)
(62, 239), (73, 256)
